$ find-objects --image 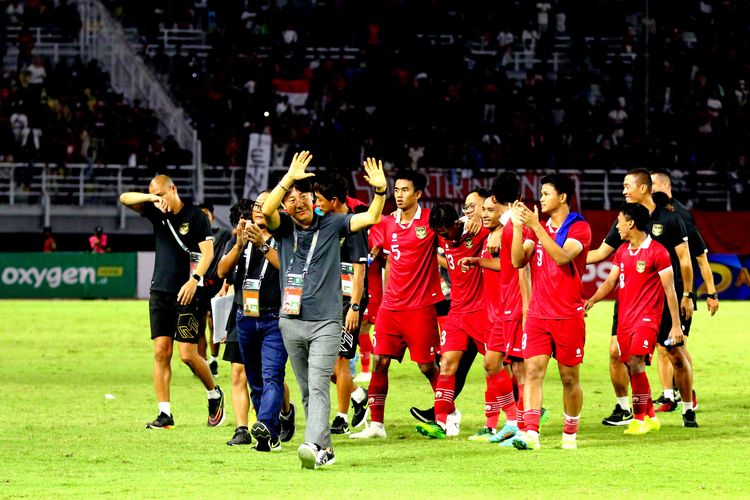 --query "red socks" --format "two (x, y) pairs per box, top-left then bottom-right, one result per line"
(368, 371), (388, 423)
(434, 374), (456, 425)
